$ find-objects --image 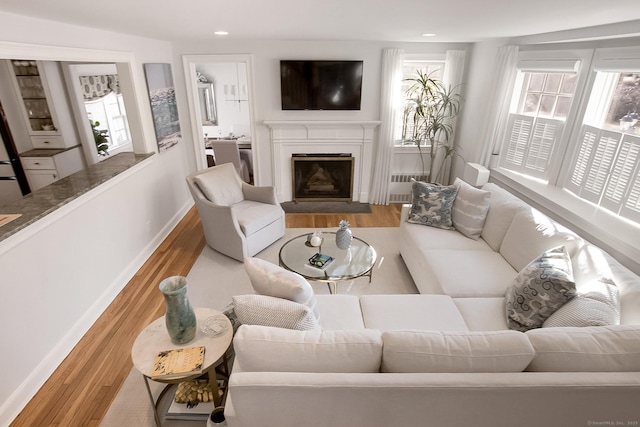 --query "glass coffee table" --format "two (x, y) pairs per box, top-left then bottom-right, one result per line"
(279, 231), (377, 294)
